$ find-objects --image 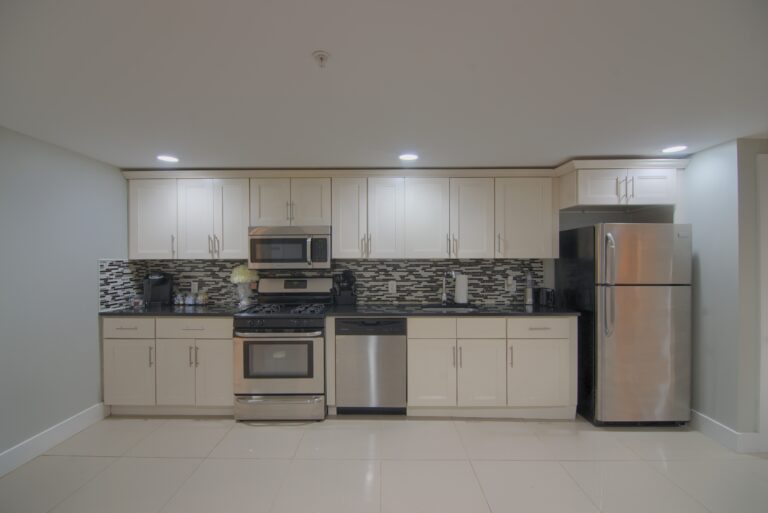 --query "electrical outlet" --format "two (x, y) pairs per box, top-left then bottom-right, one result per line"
(190, 281), (199, 294)
(505, 276), (516, 292)
(388, 280), (397, 294)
